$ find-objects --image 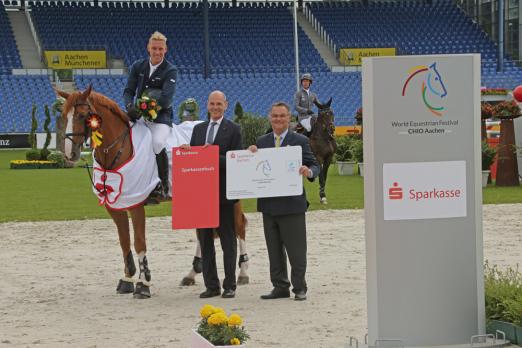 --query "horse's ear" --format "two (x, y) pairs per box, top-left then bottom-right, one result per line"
(314, 99), (323, 109)
(325, 98), (332, 108)
(54, 88), (70, 99)
(82, 84), (93, 98)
